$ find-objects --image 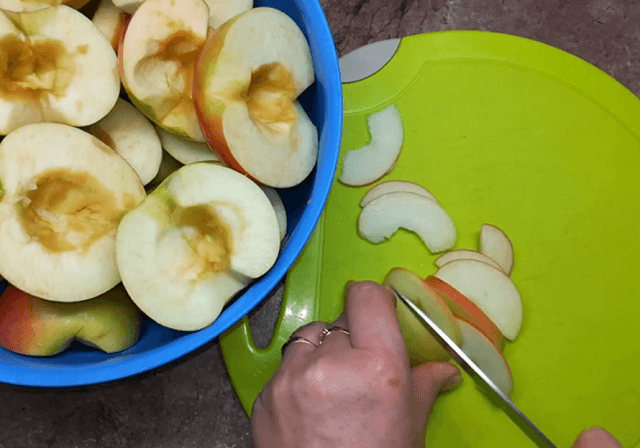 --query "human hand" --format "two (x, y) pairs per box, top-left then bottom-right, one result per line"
(250, 281), (461, 448)
(573, 428), (624, 447)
